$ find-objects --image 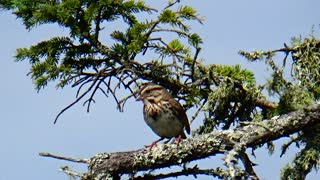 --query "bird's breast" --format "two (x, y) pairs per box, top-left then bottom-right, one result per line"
(143, 103), (183, 138)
